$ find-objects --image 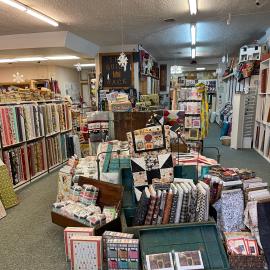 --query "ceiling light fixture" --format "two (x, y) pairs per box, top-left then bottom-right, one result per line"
(191, 48), (196, 59)
(26, 9), (58, 27)
(0, 0), (26, 11)
(74, 63), (95, 67)
(188, 0), (197, 15)
(0, 55), (80, 63)
(46, 55), (79, 60)
(0, 0), (59, 27)
(0, 59), (15, 63)
(16, 57), (47, 62)
(196, 67), (206, 71)
(191, 24), (196, 45)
